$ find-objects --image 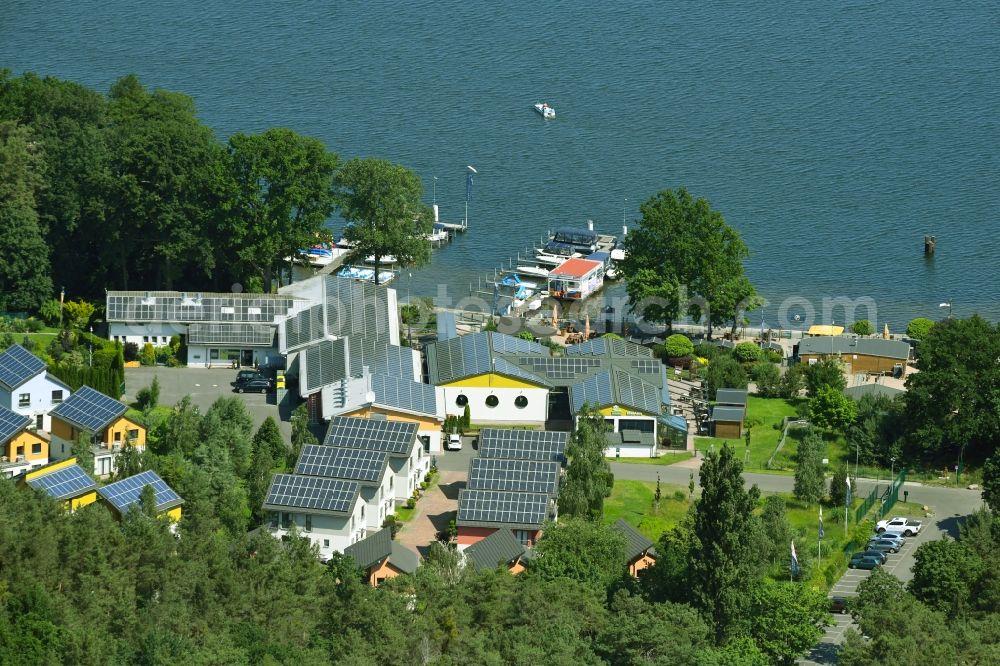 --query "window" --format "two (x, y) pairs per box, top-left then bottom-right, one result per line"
(305, 515), (312, 532)
(143, 336), (149, 343)
(18, 393), (29, 408)
(36, 415), (43, 430)
(323, 539), (330, 548)
(51, 390), (63, 404)
(485, 395), (499, 408)
(514, 395), (528, 409)
(248, 307), (262, 316)
(455, 394), (468, 407)
(114, 431), (122, 442)
(281, 512), (291, 529)
(361, 505), (365, 520)
(514, 529), (533, 546)
(127, 429), (139, 440)
(210, 349), (220, 360)
(221, 306), (235, 314)
(270, 513), (278, 528)
(31, 442), (41, 455)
